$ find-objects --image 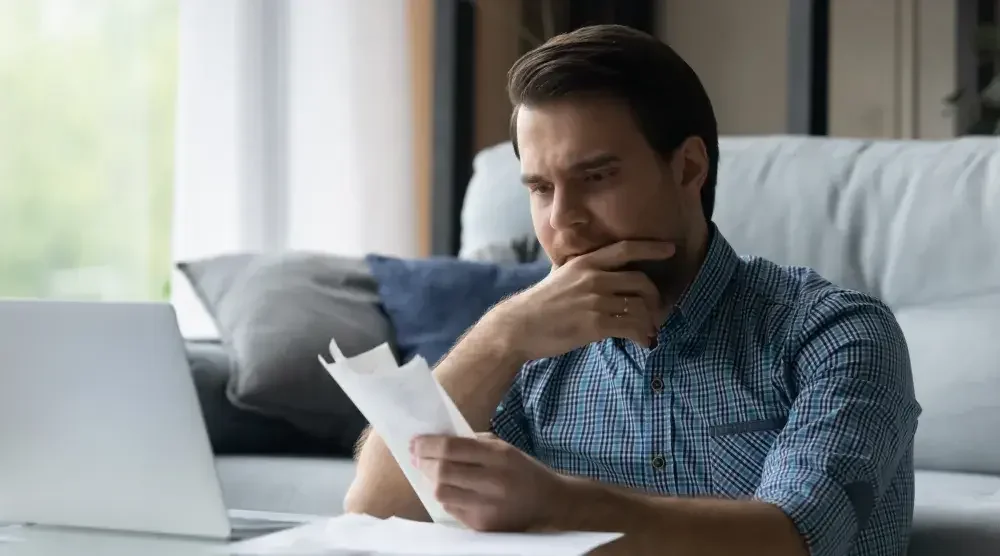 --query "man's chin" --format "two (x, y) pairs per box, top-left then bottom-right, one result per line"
(620, 258), (679, 298)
